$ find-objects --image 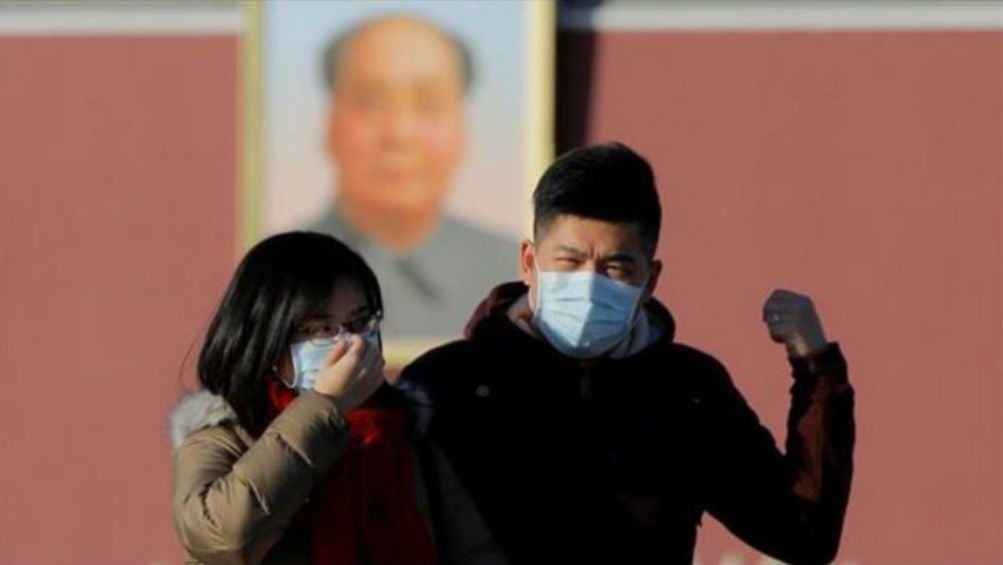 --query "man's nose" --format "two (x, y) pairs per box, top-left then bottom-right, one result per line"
(381, 107), (419, 145)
